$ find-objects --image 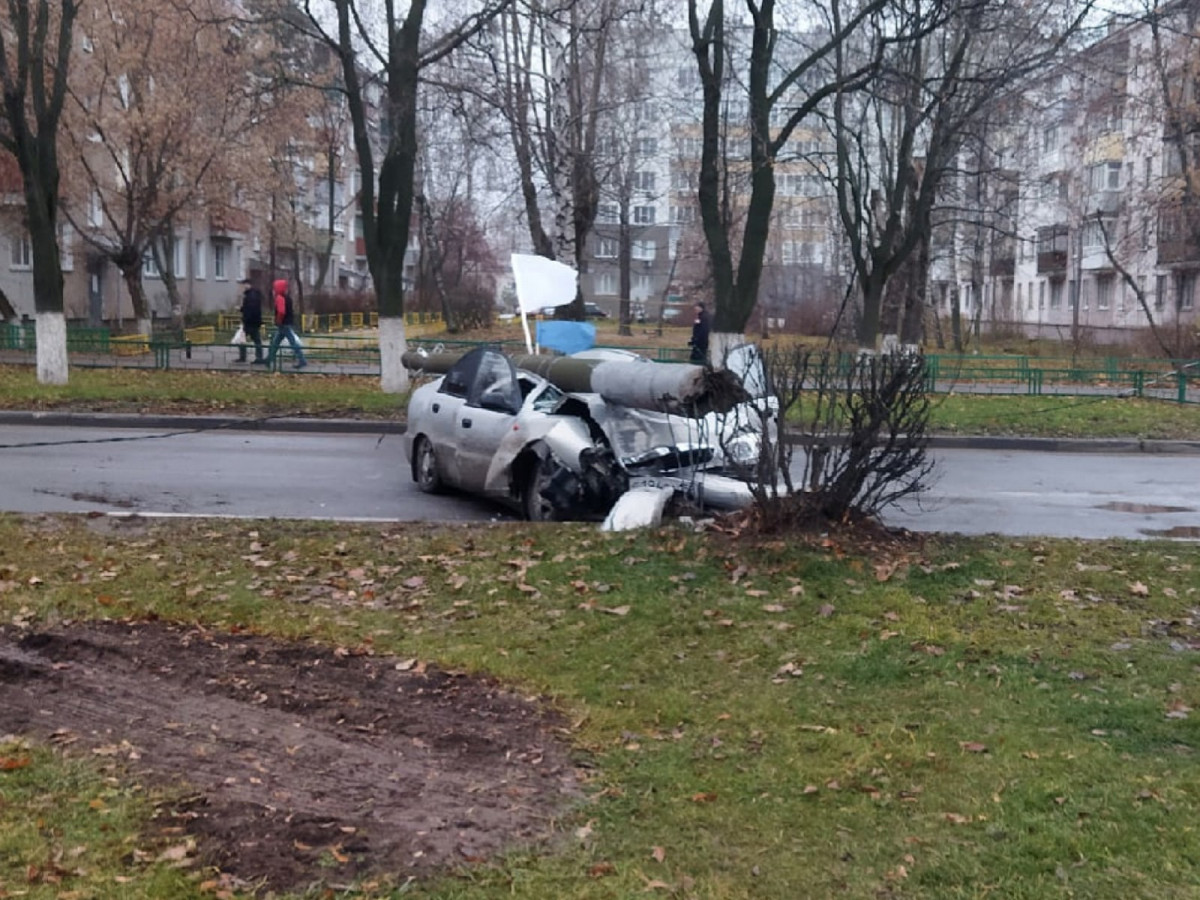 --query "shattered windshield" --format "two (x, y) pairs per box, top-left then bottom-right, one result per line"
(530, 382), (565, 413)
